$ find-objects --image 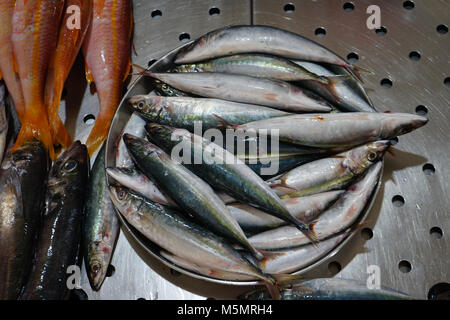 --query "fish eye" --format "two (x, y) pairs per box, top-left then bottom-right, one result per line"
(368, 152), (377, 162)
(137, 101), (145, 109)
(91, 262), (102, 275)
(63, 160), (78, 172)
(118, 189), (127, 200)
